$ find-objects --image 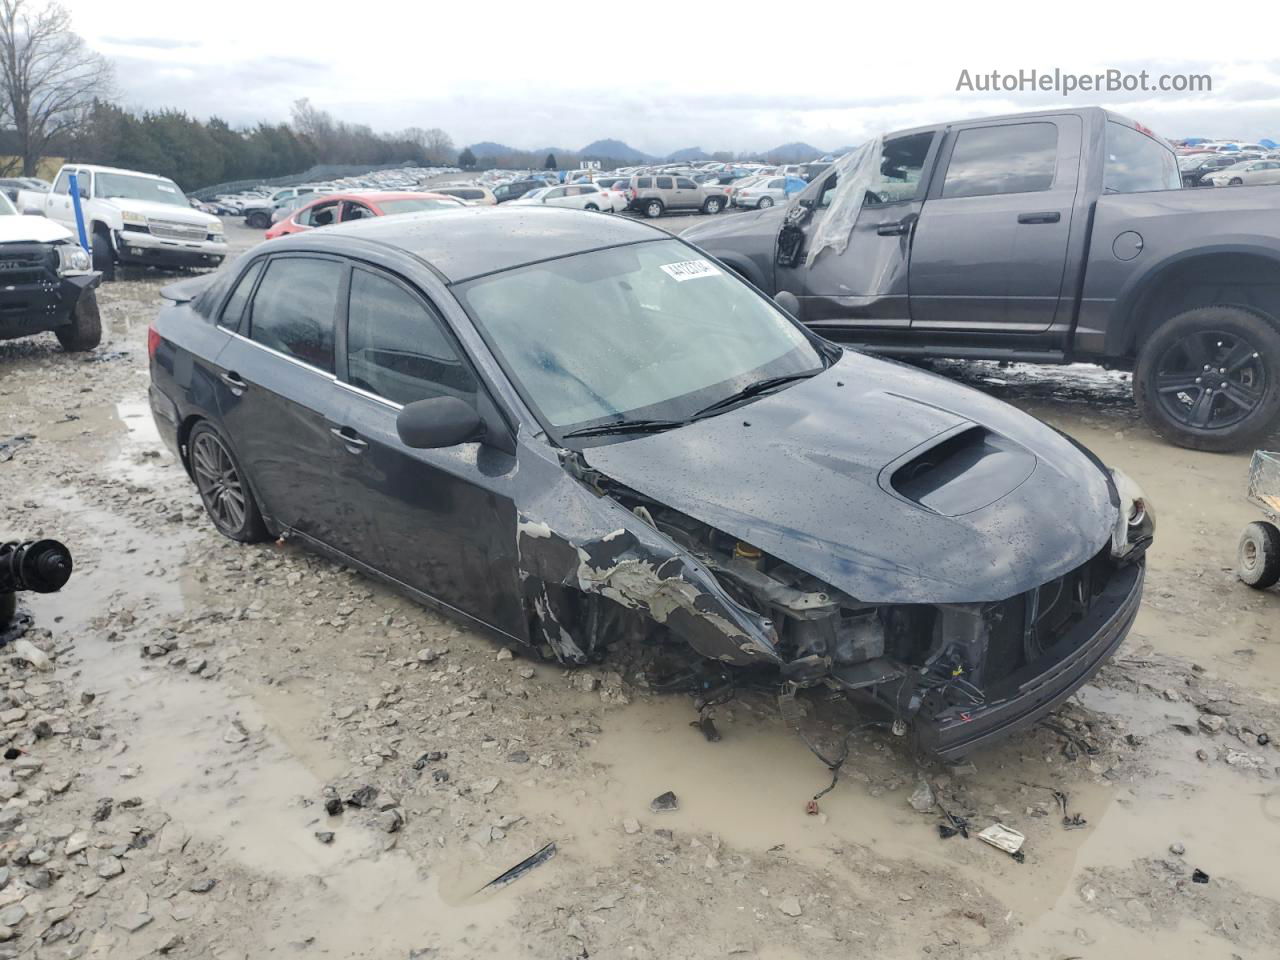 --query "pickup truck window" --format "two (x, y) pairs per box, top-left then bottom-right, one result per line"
(942, 123), (1058, 199)
(820, 132), (933, 208)
(53, 170), (71, 195)
(1104, 121), (1181, 194)
(97, 172), (188, 207)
